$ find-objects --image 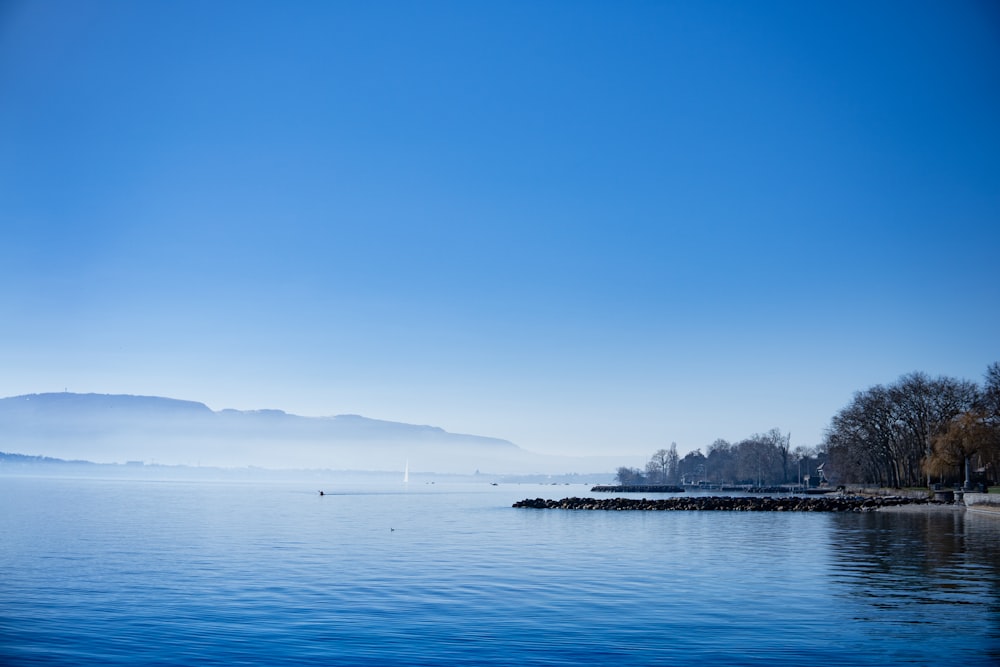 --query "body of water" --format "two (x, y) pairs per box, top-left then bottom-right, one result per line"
(2, 477), (999, 665)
